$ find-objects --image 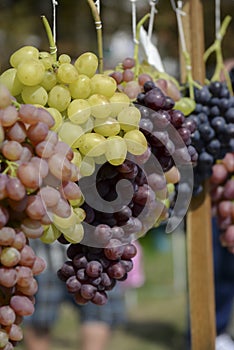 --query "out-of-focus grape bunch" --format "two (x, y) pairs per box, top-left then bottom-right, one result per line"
(183, 80), (234, 194)
(210, 153), (234, 254)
